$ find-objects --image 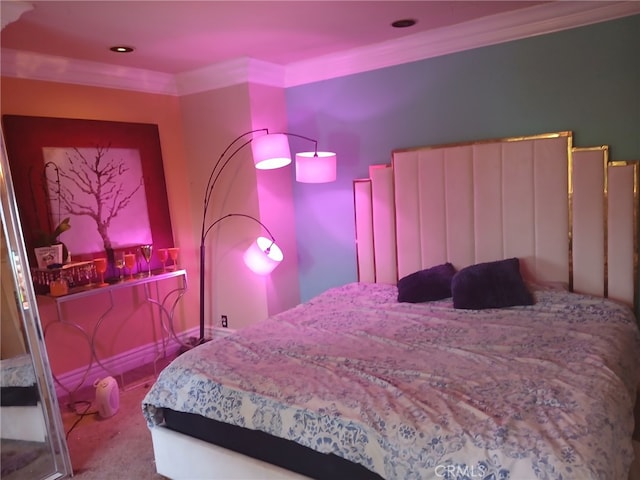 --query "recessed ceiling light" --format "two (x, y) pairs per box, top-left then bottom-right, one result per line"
(109, 46), (134, 53)
(391, 19), (417, 28)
